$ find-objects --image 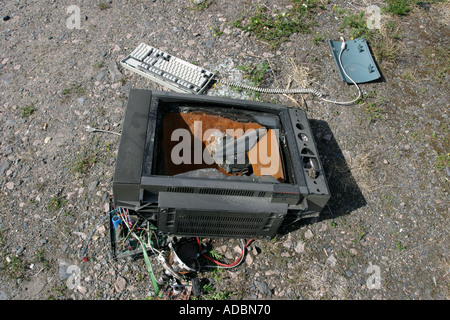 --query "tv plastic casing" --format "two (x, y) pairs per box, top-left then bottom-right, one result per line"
(113, 89), (330, 239)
